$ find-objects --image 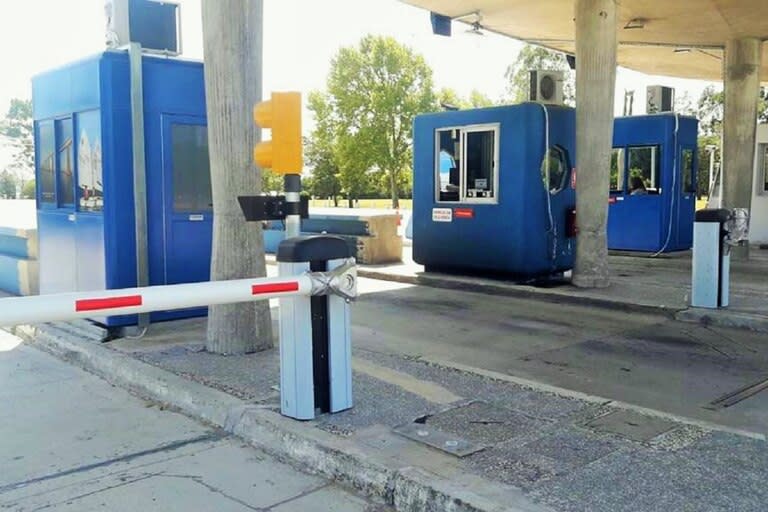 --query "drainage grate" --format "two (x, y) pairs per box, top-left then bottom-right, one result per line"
(583, 410), (676, 442)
